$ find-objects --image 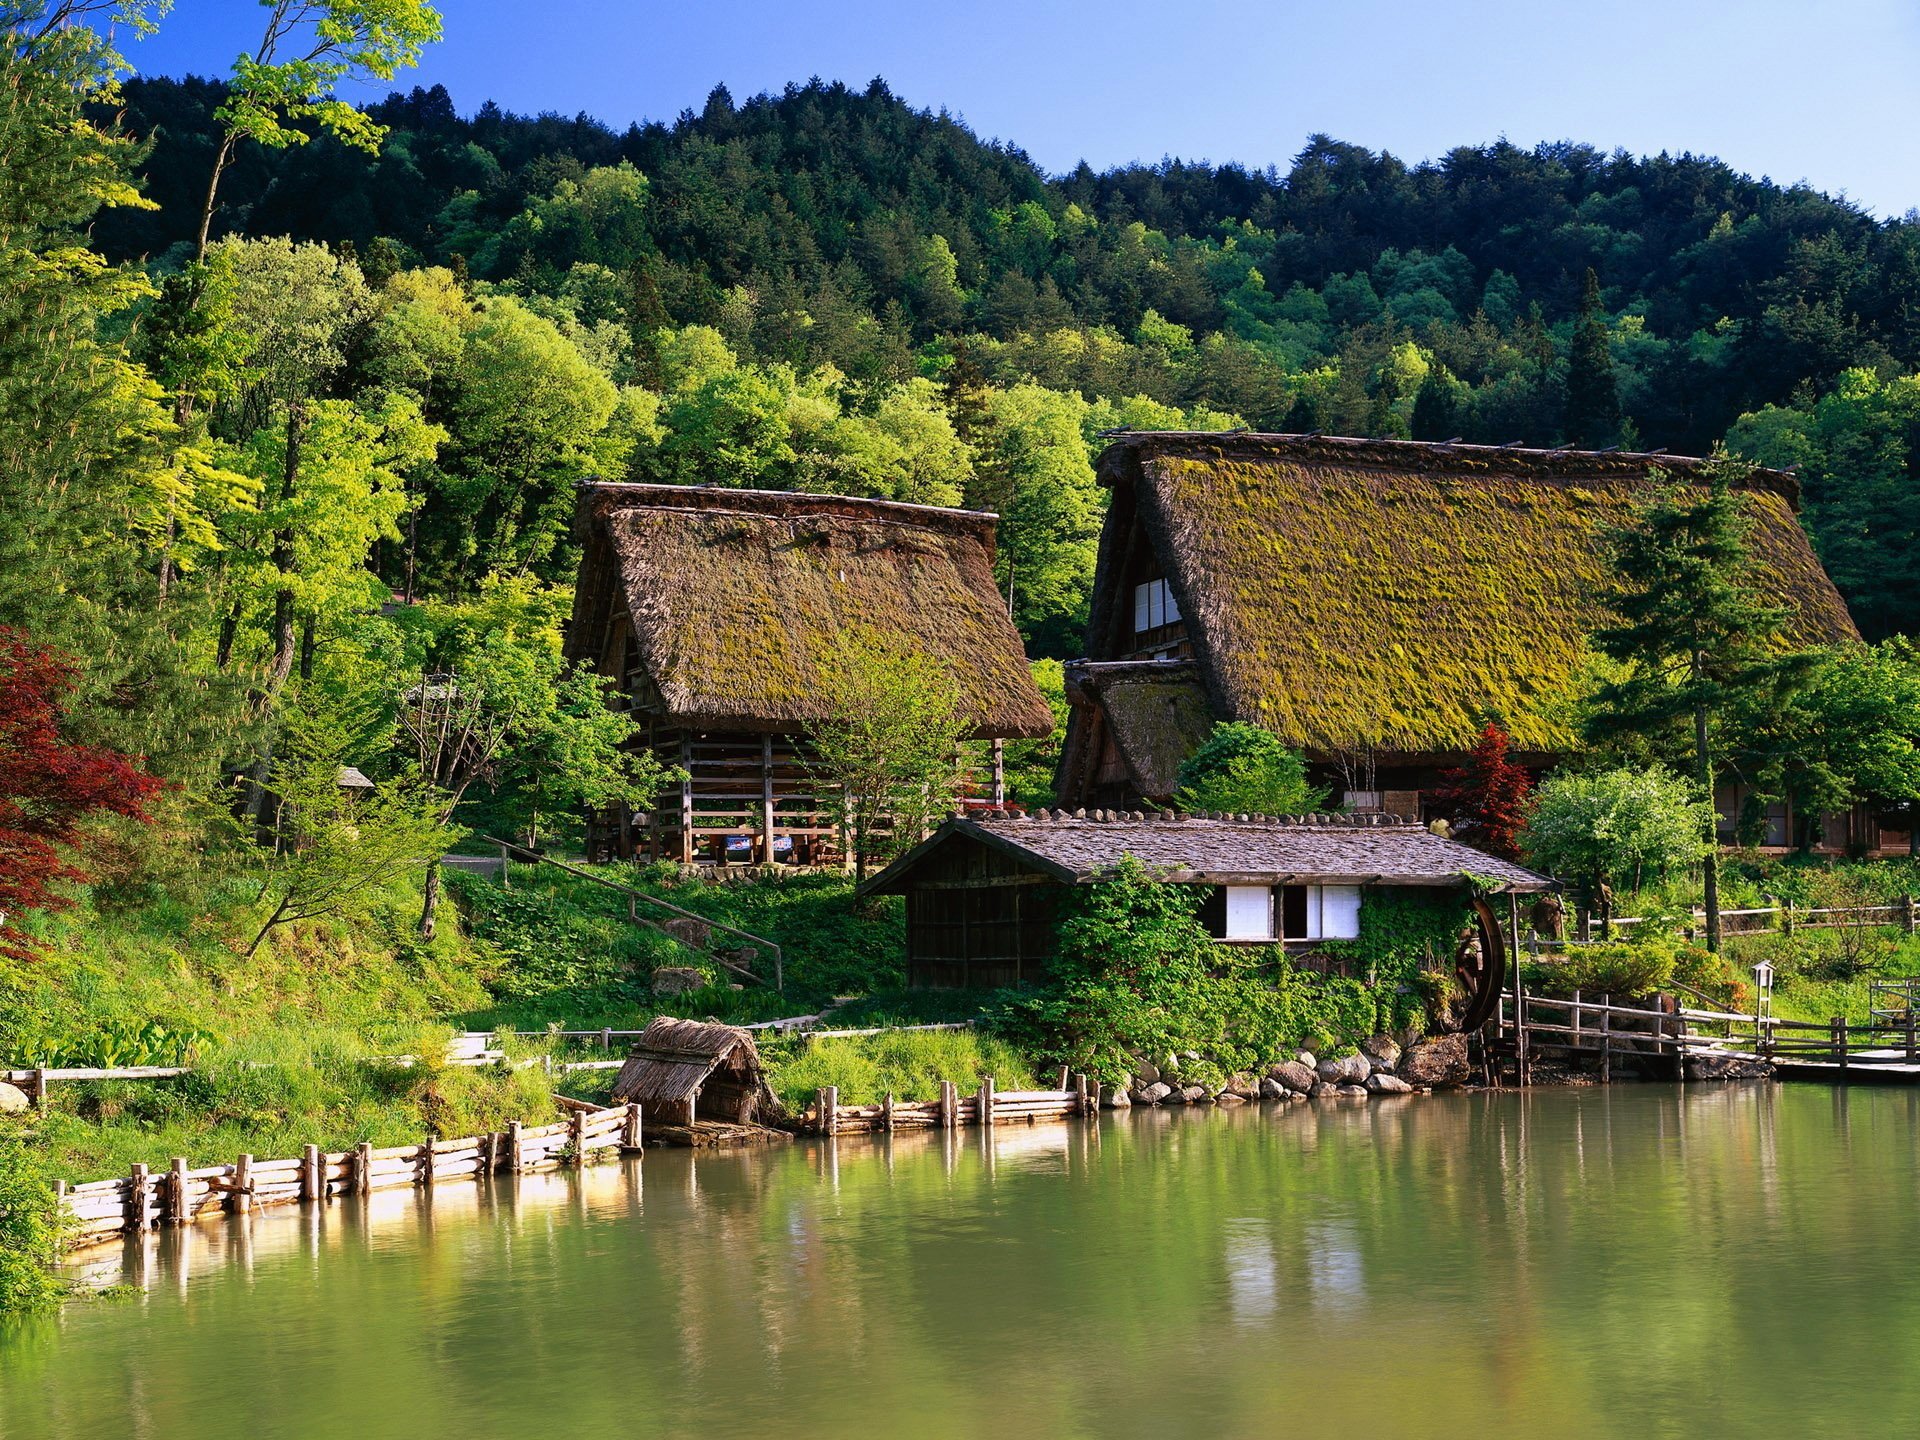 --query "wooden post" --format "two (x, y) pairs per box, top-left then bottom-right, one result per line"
(232, 1154), (252, 1215)
(991, 738), (1006, 806)
(1906, 1011), (1916, 1063)
(1904, 894), (1918, 936)
(1054, 1064), (1070, 1091)
(1074, 1072), (1090, 1116)
(940, 1079), (956, 1131)
(979, 1075), (995, 1128)
(601, 1027), (613, 1051)
(1571, 988), (1582, 1050)
(128, 1163), (150, 1233)
(420, 1133), (437, 1187)
(499, 842), (511, 888)
(356, 1140), (373, 1195)
(503, 1121), (522, 1174)
(301, 1144), (321, 1204)
(882, 1091), (894, 1134)
(27, 1066), (45, 1109)
(1599, 996), (1611, 1084)
(168, 1157), (188, 1226)
(1513, 975), (1528, 1088)
(622, 1102), (643, 1151)
(568, 1109), (586, 1166)
(678, 735), (695, 866)
(819, 1085), (838, 1137)
(1833, 1016), (1848, 1074)
(760, 734), (777, 864)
